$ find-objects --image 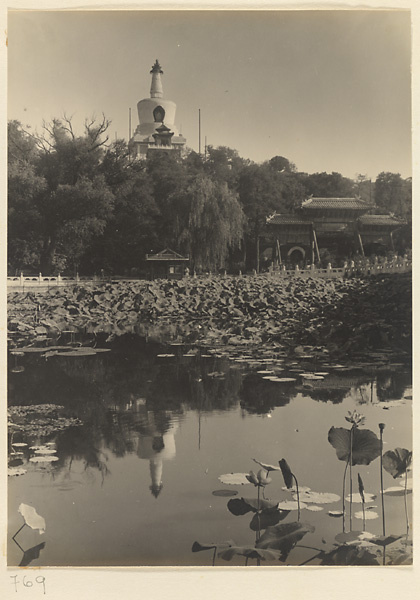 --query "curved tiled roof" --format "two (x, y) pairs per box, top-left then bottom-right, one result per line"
(266, 214), (311, 225)
(358, 214), (404, 226)
(302, 197), (369, 210)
